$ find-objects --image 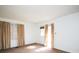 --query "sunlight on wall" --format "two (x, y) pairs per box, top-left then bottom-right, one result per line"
(47, 25), (51, 48)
